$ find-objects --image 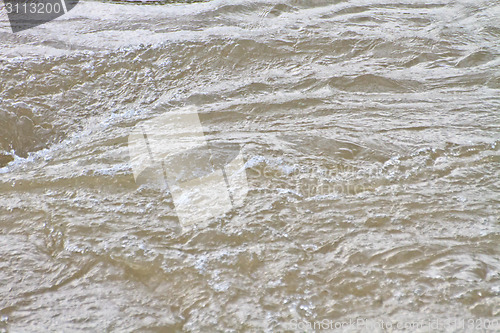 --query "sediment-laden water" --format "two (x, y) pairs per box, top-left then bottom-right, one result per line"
(0, 0), (499, 331)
